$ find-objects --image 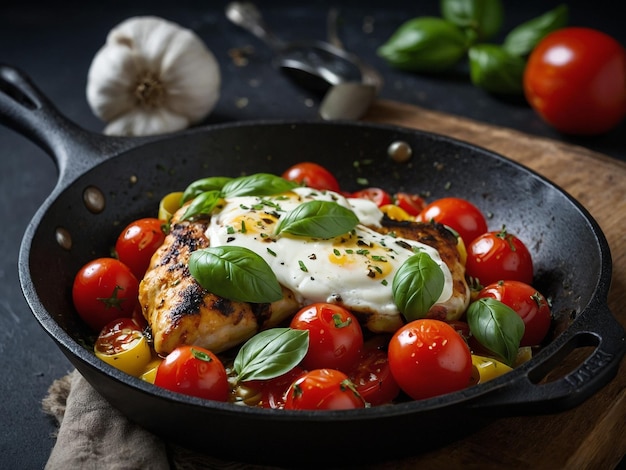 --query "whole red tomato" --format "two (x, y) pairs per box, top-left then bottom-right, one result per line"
(417, 197), (488, 245)
(348, 341), (400, 406)
(154, 345), (230, 402)
(524, 27), (626, 135)
(477, 280), (551, 346)
(283, 368), (366, 410)
(465, 226), (534, 287)
(350, 187), (393, 207)
(115, 218), (166, 279)
(388, 319), (472, 400)
(290, 303), (363, 372)
(281, 162), (341, 192)
(72, 258), (139, 331)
